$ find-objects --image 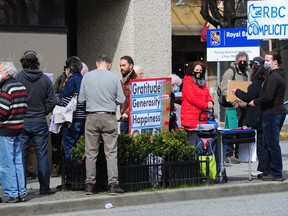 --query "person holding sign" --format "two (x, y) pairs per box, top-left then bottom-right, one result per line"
(219, 51), (251, 164)
(232, 56), (266, 177)
(249, 50), (286, 182)
(181, 61), (214, 141)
